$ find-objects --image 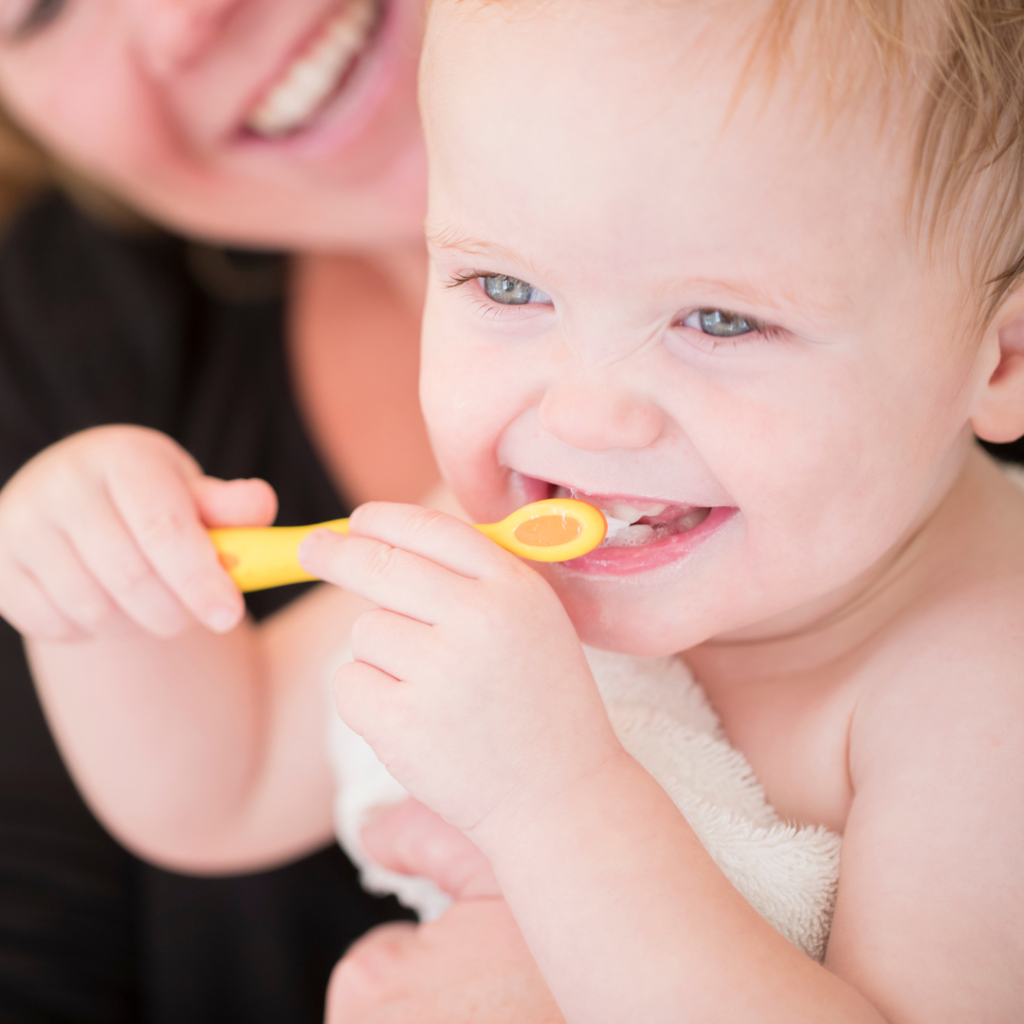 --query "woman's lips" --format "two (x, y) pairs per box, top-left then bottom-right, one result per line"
(517, 477), (736, 577)
(243, 0), (385, 138)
